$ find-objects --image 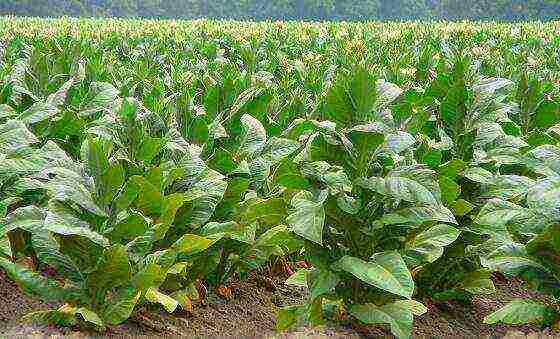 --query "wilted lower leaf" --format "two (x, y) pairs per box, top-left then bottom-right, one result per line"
(172, 290), (194, 312)
(145, 287), (178, 313)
